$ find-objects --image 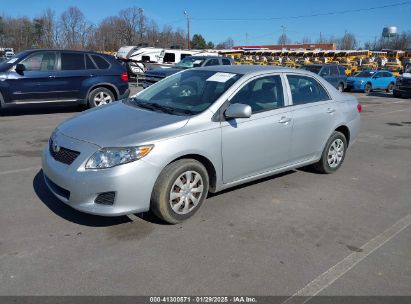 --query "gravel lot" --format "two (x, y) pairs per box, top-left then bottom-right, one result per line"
(0, 87), (410, 296)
